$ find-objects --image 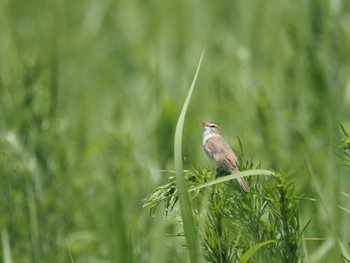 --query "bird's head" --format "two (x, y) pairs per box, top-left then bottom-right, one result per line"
(200, 122), (221, 134)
